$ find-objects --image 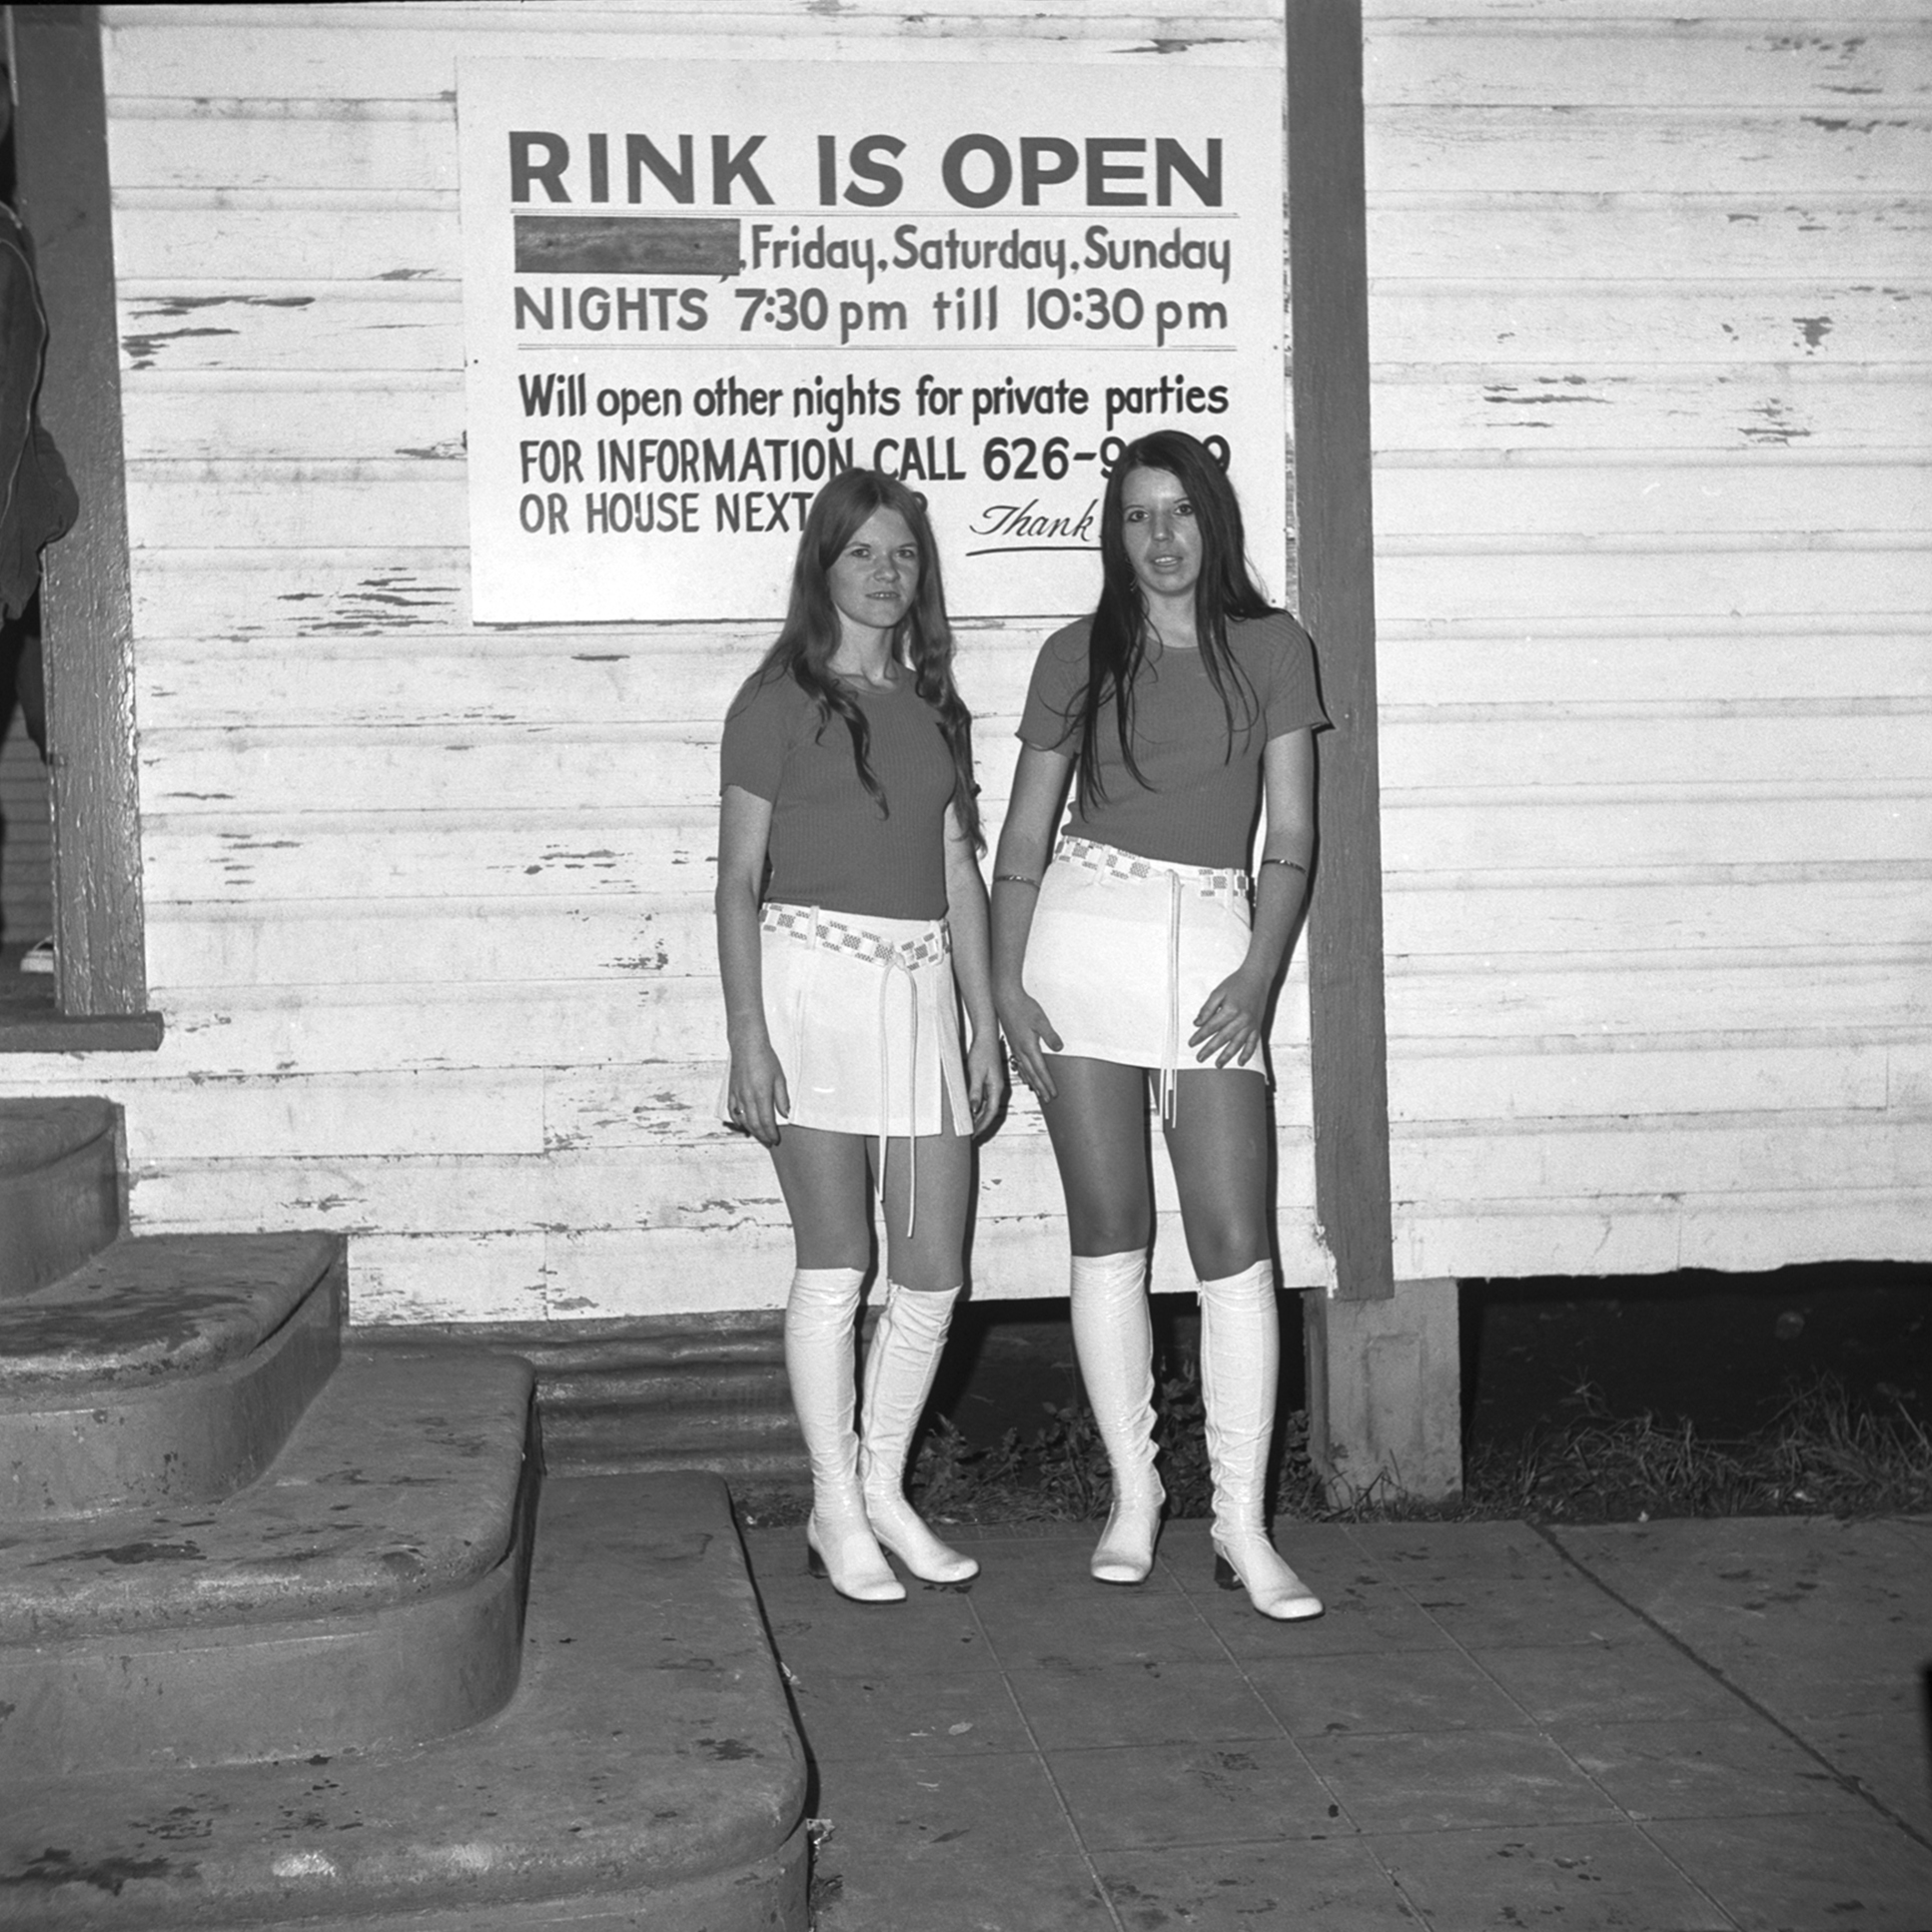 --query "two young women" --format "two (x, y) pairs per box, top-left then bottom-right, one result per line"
(715, 436), (1327, 1619)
